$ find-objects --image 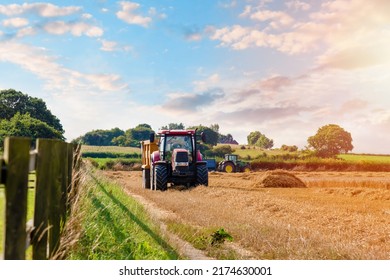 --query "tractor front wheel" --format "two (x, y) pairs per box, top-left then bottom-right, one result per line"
(196, 164), (208, 186)
(222, 161), (235, 173)
(154, 164), (168, 191)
